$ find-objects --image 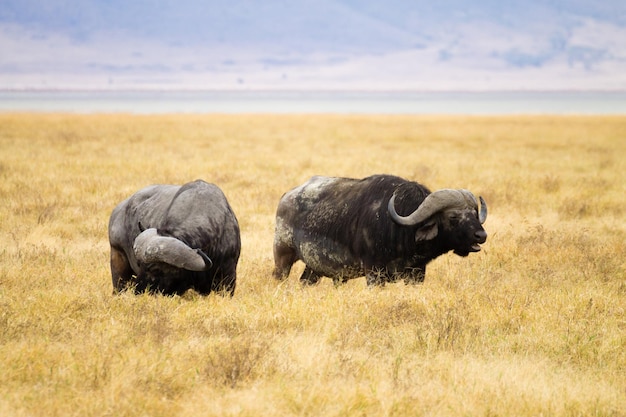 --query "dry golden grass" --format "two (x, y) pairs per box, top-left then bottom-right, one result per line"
(0, 113), (625, 416)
